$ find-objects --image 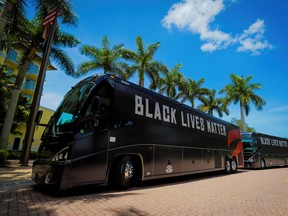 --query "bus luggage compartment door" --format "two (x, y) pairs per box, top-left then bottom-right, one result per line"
(153, 146), (182, 176)
(183, 148), (203, 172)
